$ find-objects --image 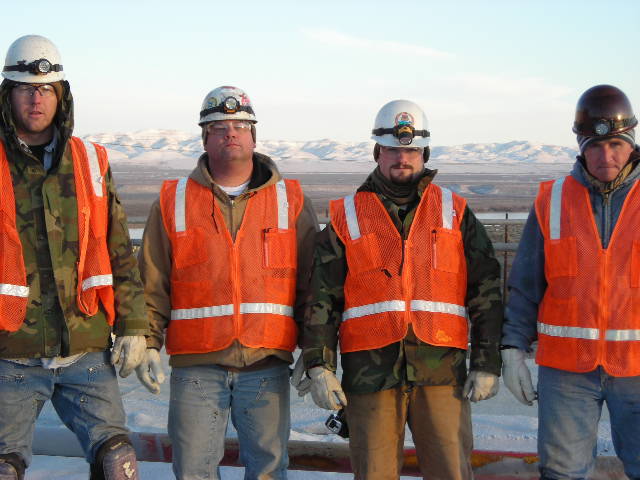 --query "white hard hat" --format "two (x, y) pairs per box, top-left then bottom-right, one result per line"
(371, 99), (430, 147)
(2, 35), (64, 83)
(199, 86), (257, 125)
